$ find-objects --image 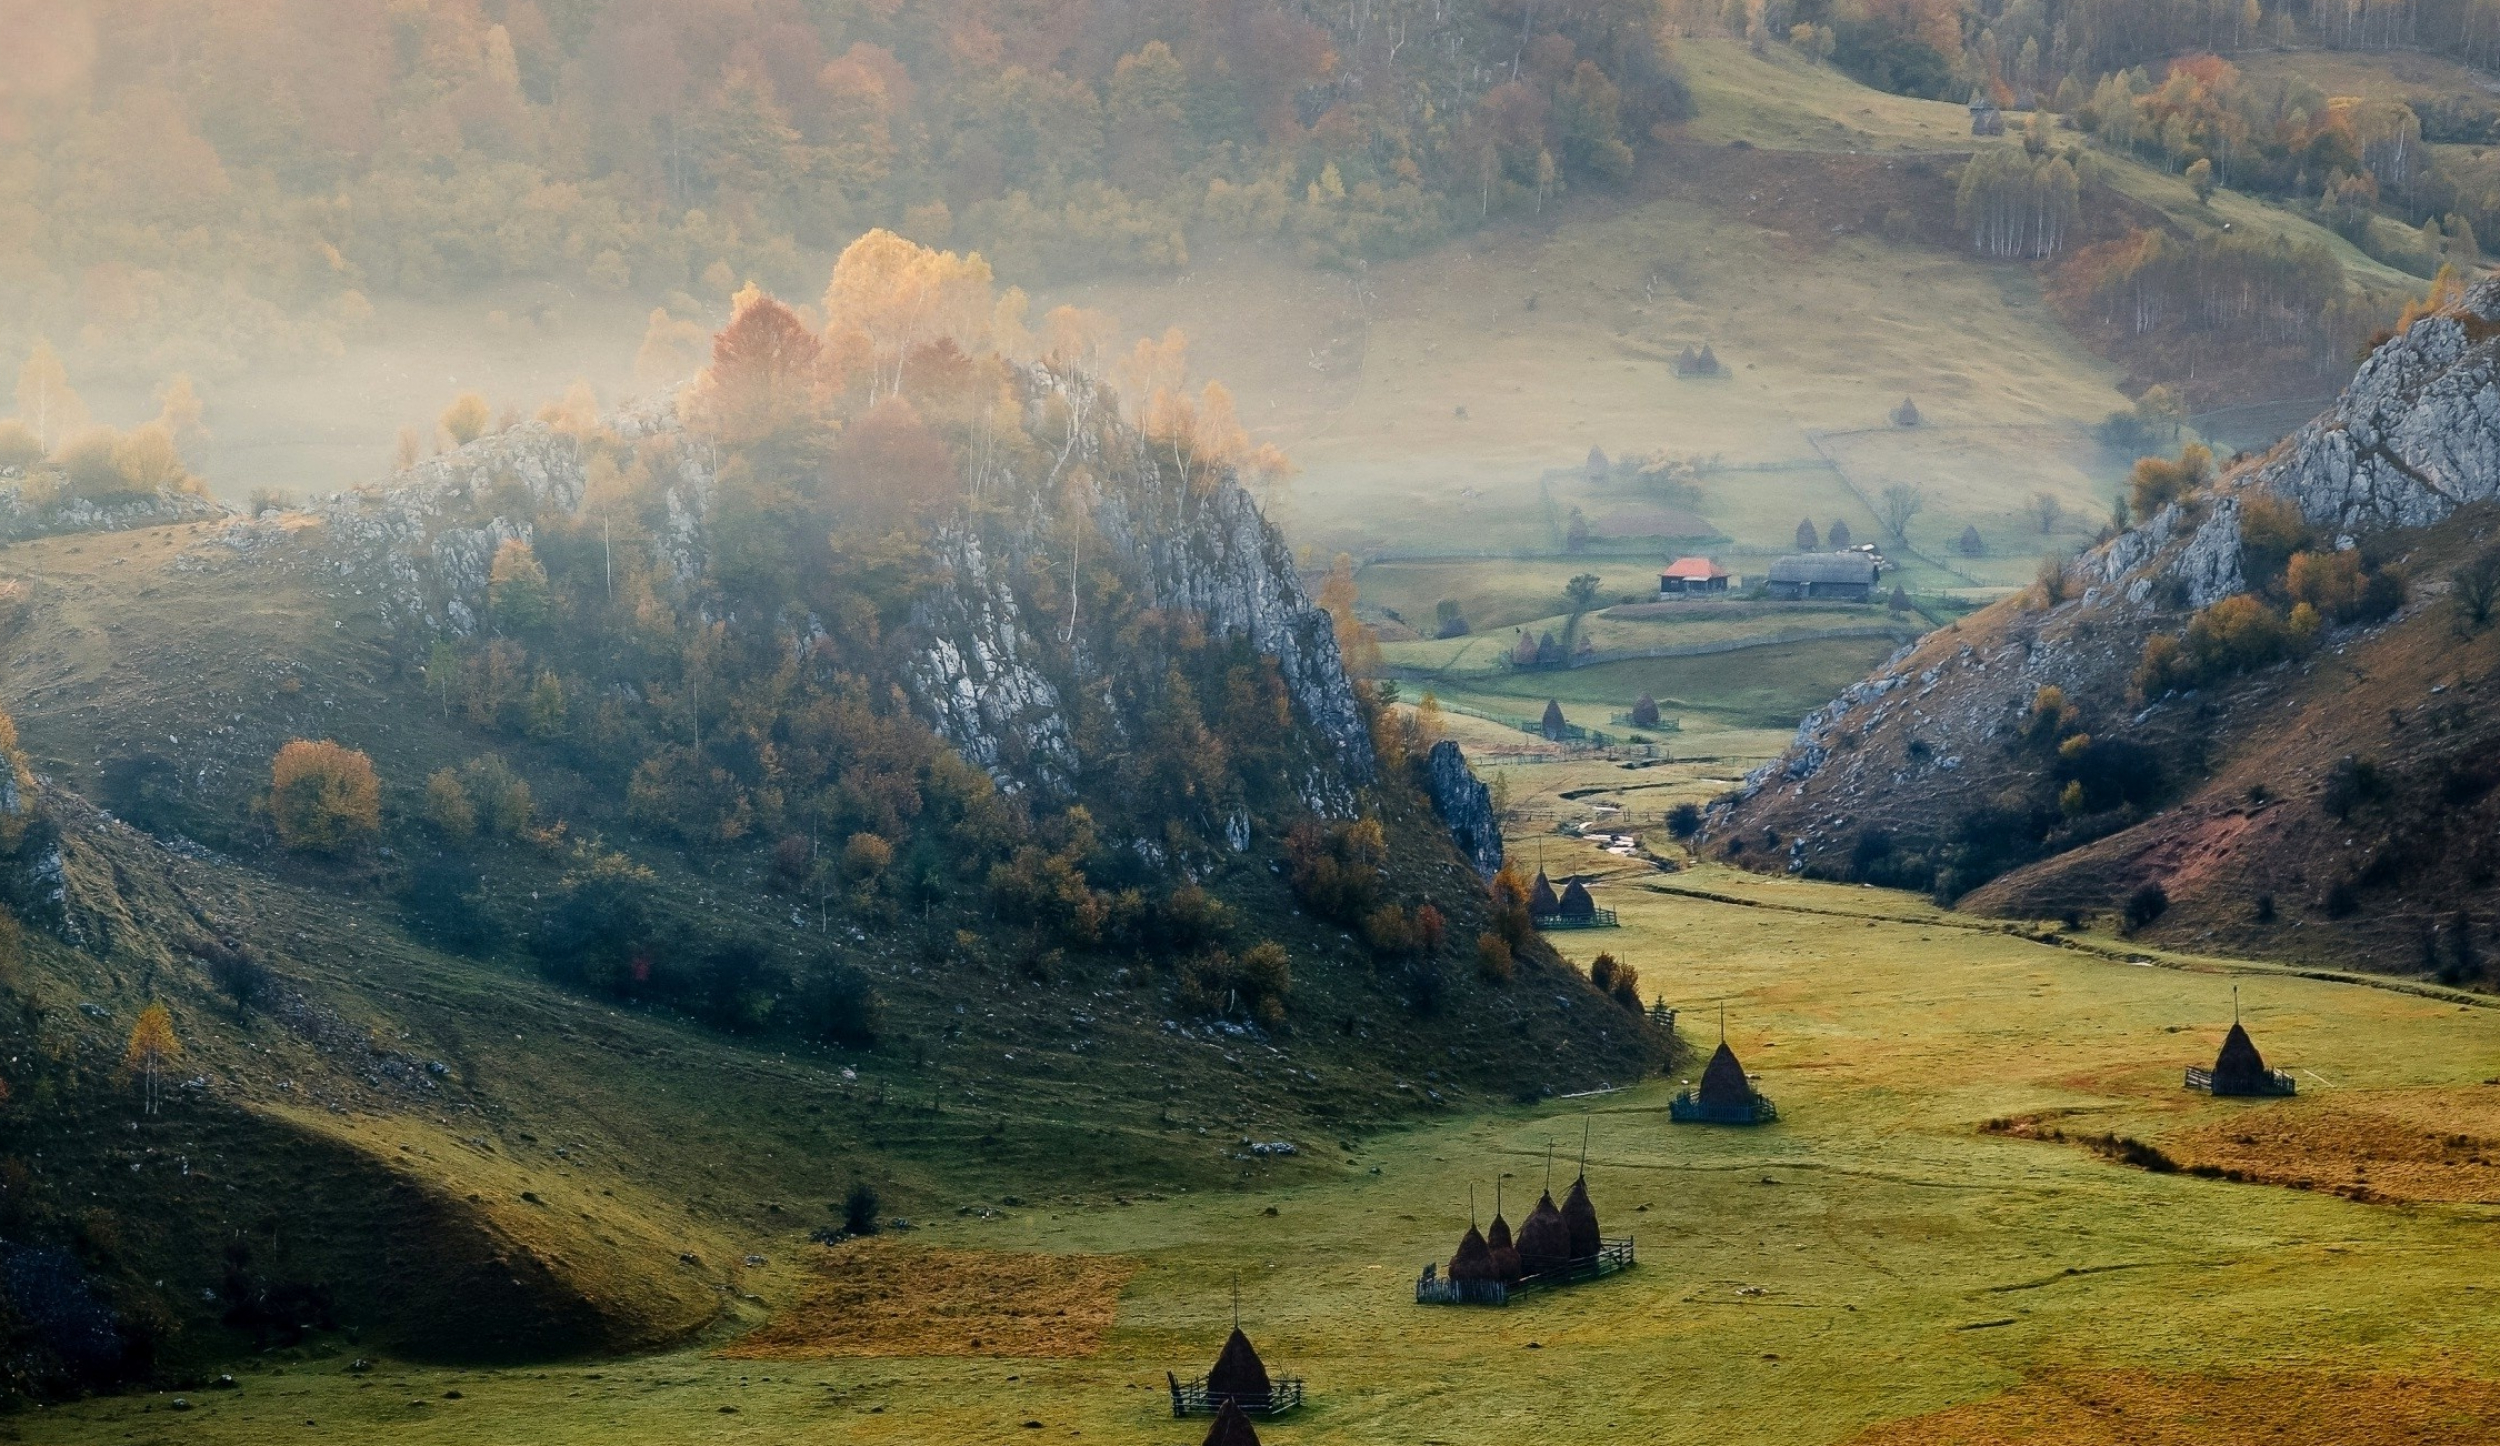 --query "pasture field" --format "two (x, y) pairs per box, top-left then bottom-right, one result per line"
(36, 749), (2500, 1446)
(1418, 637), (1913, 742)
